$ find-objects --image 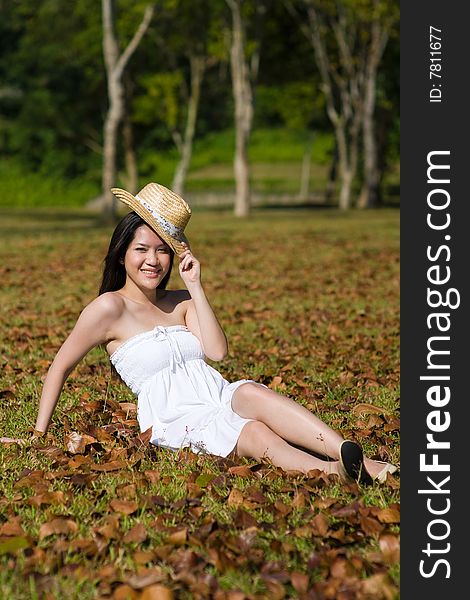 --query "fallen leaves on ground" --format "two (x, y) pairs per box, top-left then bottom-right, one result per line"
(0, 210), (400, 598)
